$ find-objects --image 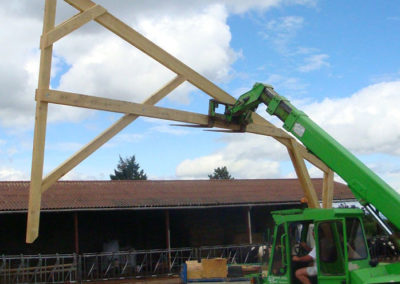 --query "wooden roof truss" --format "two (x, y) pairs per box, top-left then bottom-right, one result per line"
(27, 0), (334, 243)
